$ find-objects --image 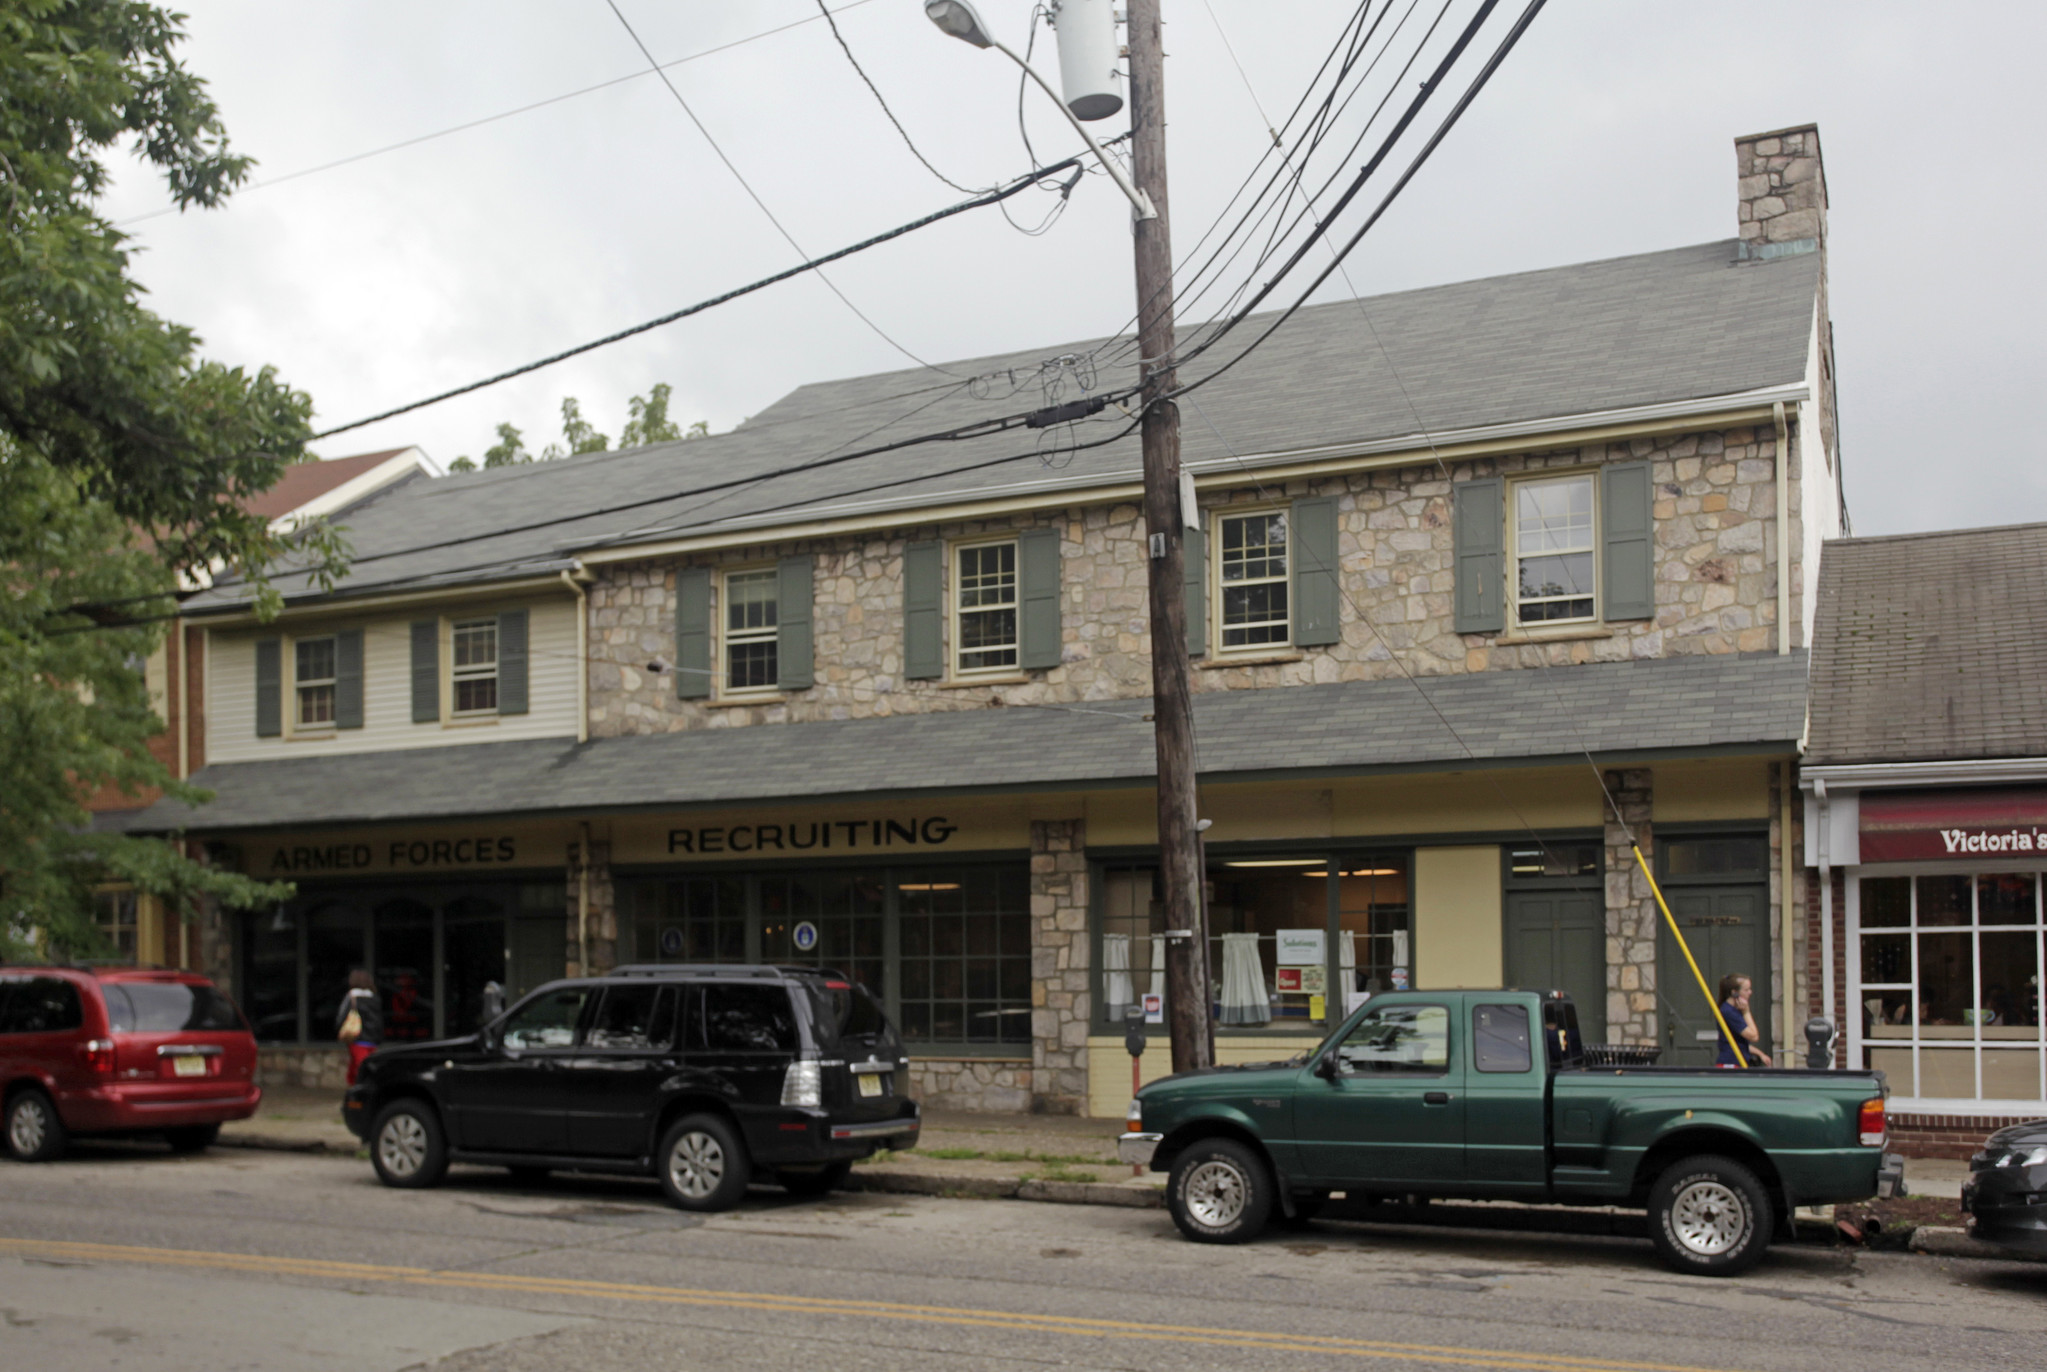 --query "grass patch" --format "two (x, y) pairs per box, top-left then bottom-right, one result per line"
(1033, 1167), (1100, 1184)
